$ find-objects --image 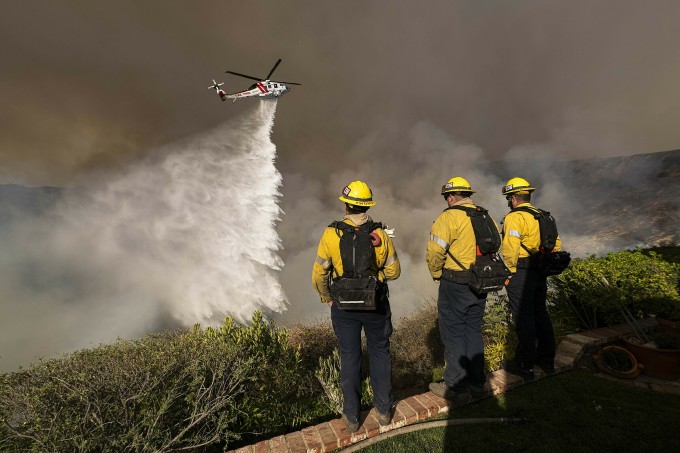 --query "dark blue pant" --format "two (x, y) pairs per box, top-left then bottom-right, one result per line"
(506, 268), (555, 368)
(331, 301), (393, 423)
(438, 280), (487, 390)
